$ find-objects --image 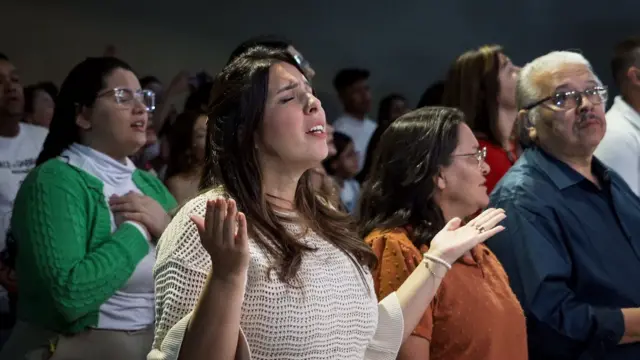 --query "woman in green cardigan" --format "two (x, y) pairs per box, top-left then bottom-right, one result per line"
(0, 57), (177, 359)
